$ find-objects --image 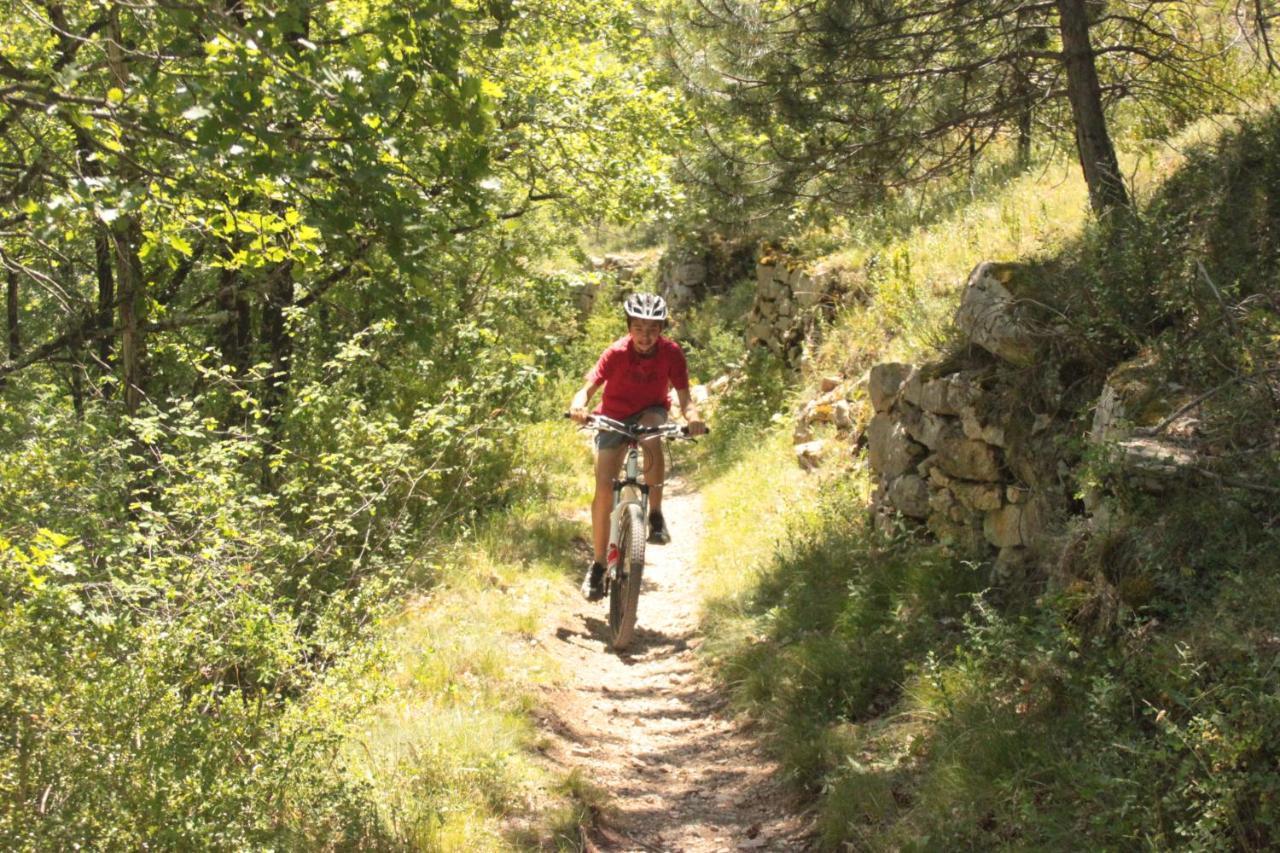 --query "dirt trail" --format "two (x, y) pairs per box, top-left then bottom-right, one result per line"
(535, 477), (811, 852)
